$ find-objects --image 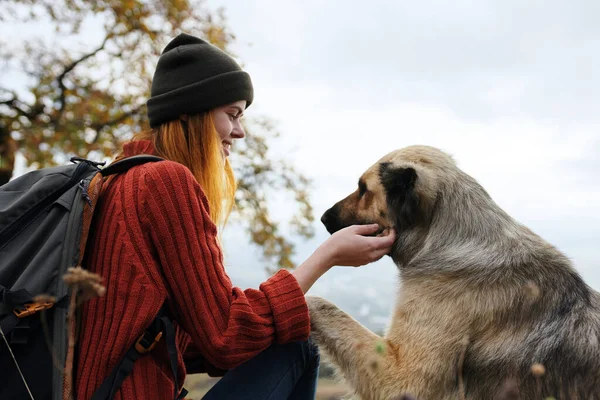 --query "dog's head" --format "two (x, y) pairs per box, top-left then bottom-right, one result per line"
(321, 146), (458, 260)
